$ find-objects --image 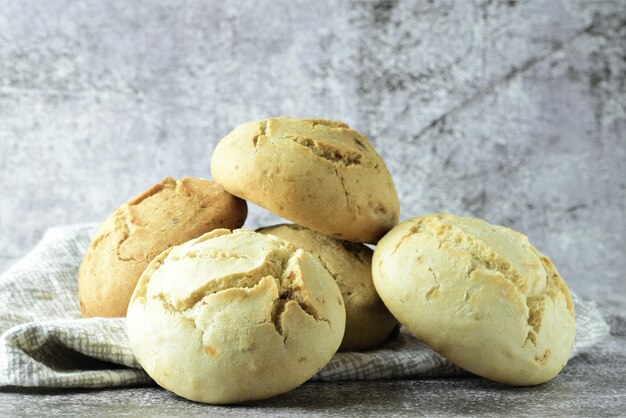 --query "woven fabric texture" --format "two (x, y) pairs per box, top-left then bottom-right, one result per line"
(0, 224), (610, 388)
